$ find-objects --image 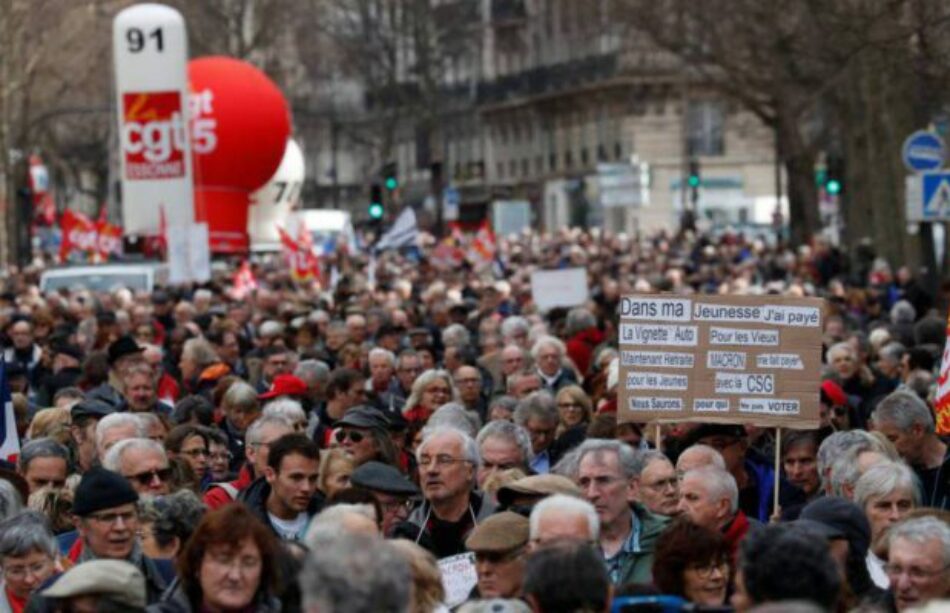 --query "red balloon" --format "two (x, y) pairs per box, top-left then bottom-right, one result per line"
(188, 56), (291, 253)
